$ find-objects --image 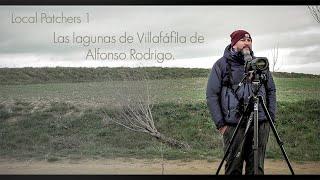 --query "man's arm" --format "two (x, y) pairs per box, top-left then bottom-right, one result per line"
(206, 63), (225, 130)
(265, 71), (277, 122)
